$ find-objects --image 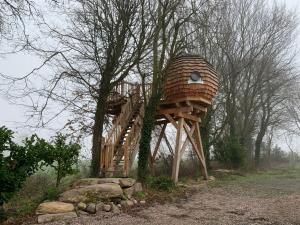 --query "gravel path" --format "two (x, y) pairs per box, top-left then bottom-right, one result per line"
(29, 183), (300, 225)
